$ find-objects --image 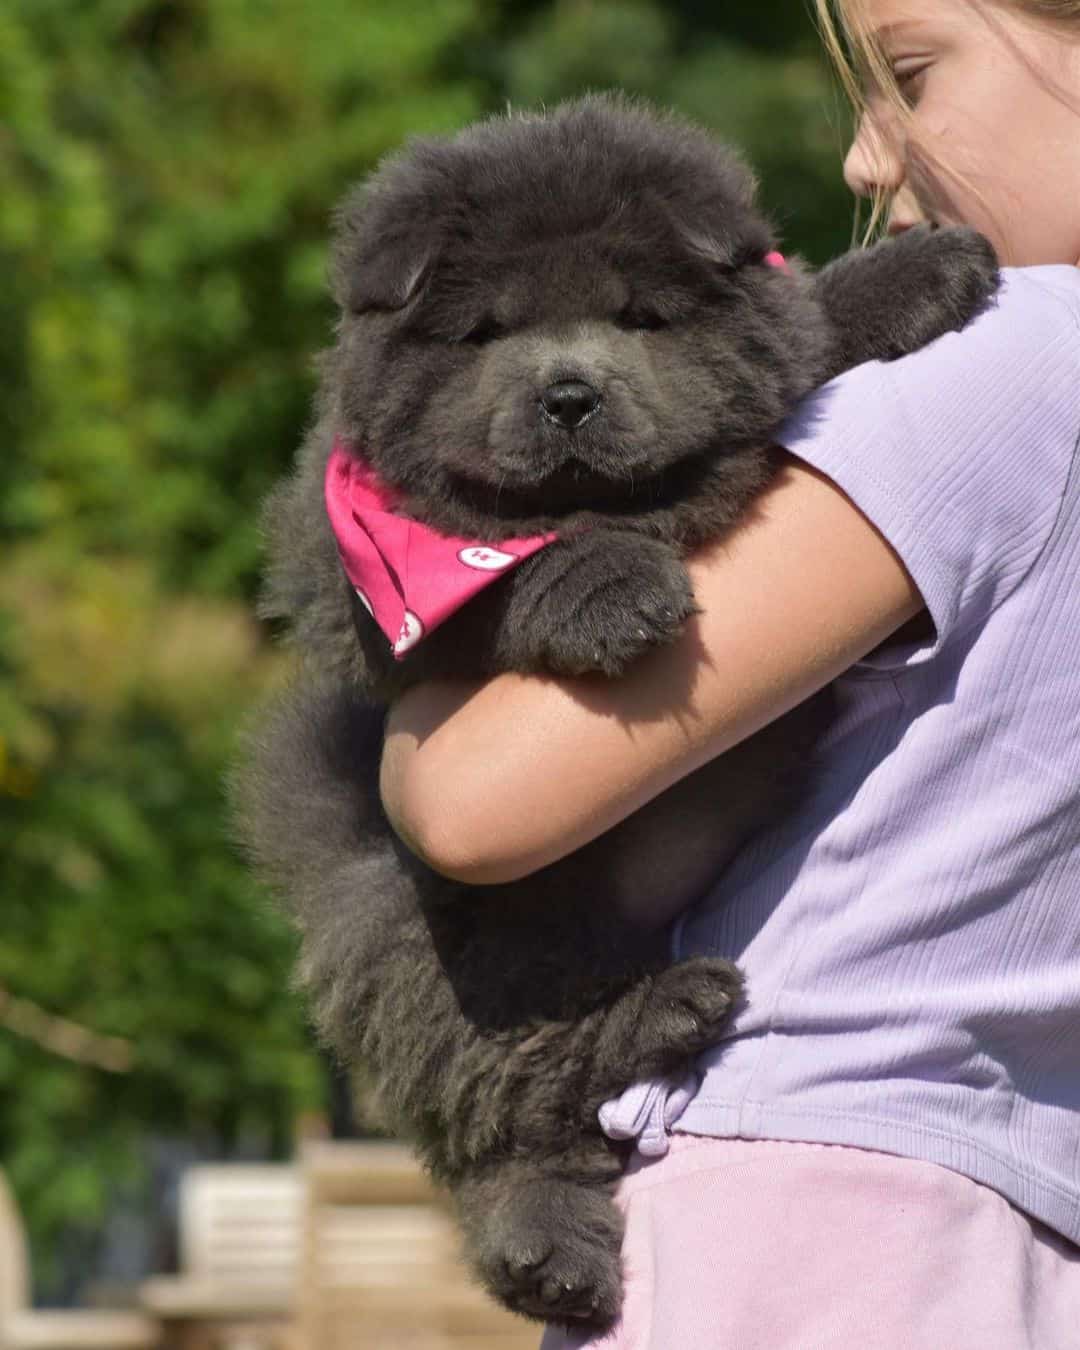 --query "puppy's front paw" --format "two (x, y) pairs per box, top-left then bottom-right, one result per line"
(501, 532), (698, 678)
(882, 224), (1000, 352)
(819, 224), (1001, 376)
(636, 957), (743, 1061)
